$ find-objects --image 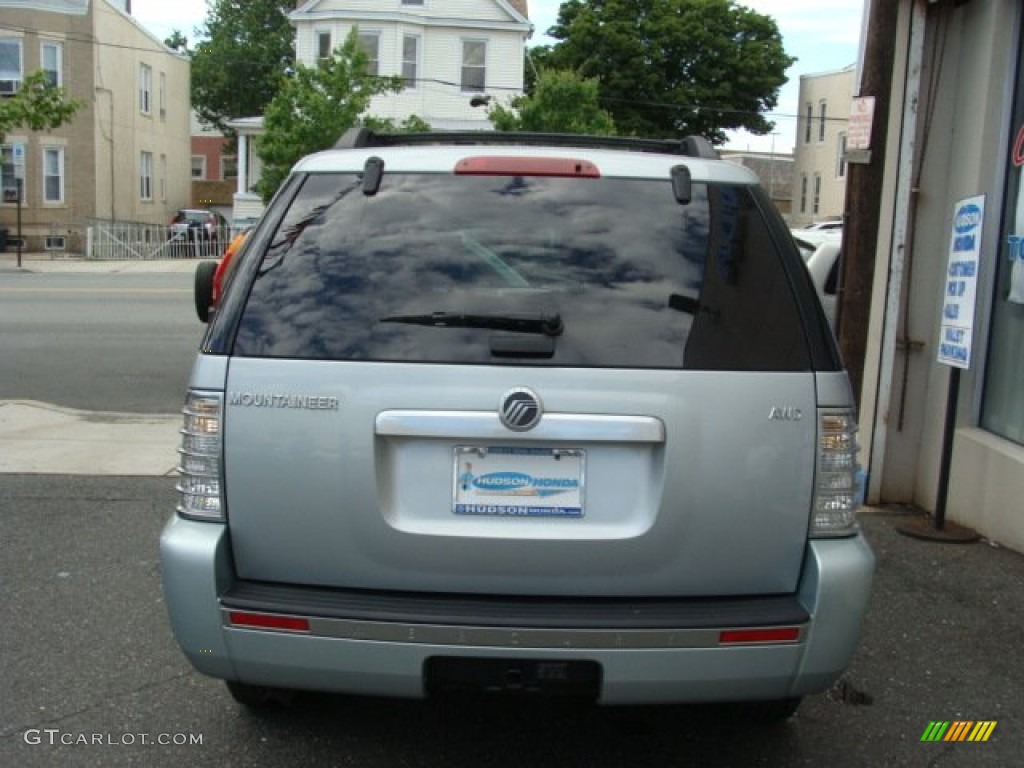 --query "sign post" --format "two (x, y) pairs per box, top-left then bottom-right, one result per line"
(12, 143), (25, 268)
(900, 197), (983, 543)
